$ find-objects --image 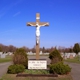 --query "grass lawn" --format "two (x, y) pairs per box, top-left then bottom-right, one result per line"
(65, 56), (80, 64)
(0, 55), (12, 63)
(25, 69), (50, 74)
(0, 74), (73, 80)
